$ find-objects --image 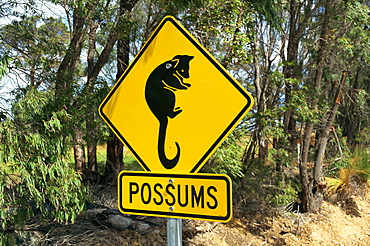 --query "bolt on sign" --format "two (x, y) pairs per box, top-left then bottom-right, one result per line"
(99, 16), (254, 174)
(118, 171), (232, 222)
